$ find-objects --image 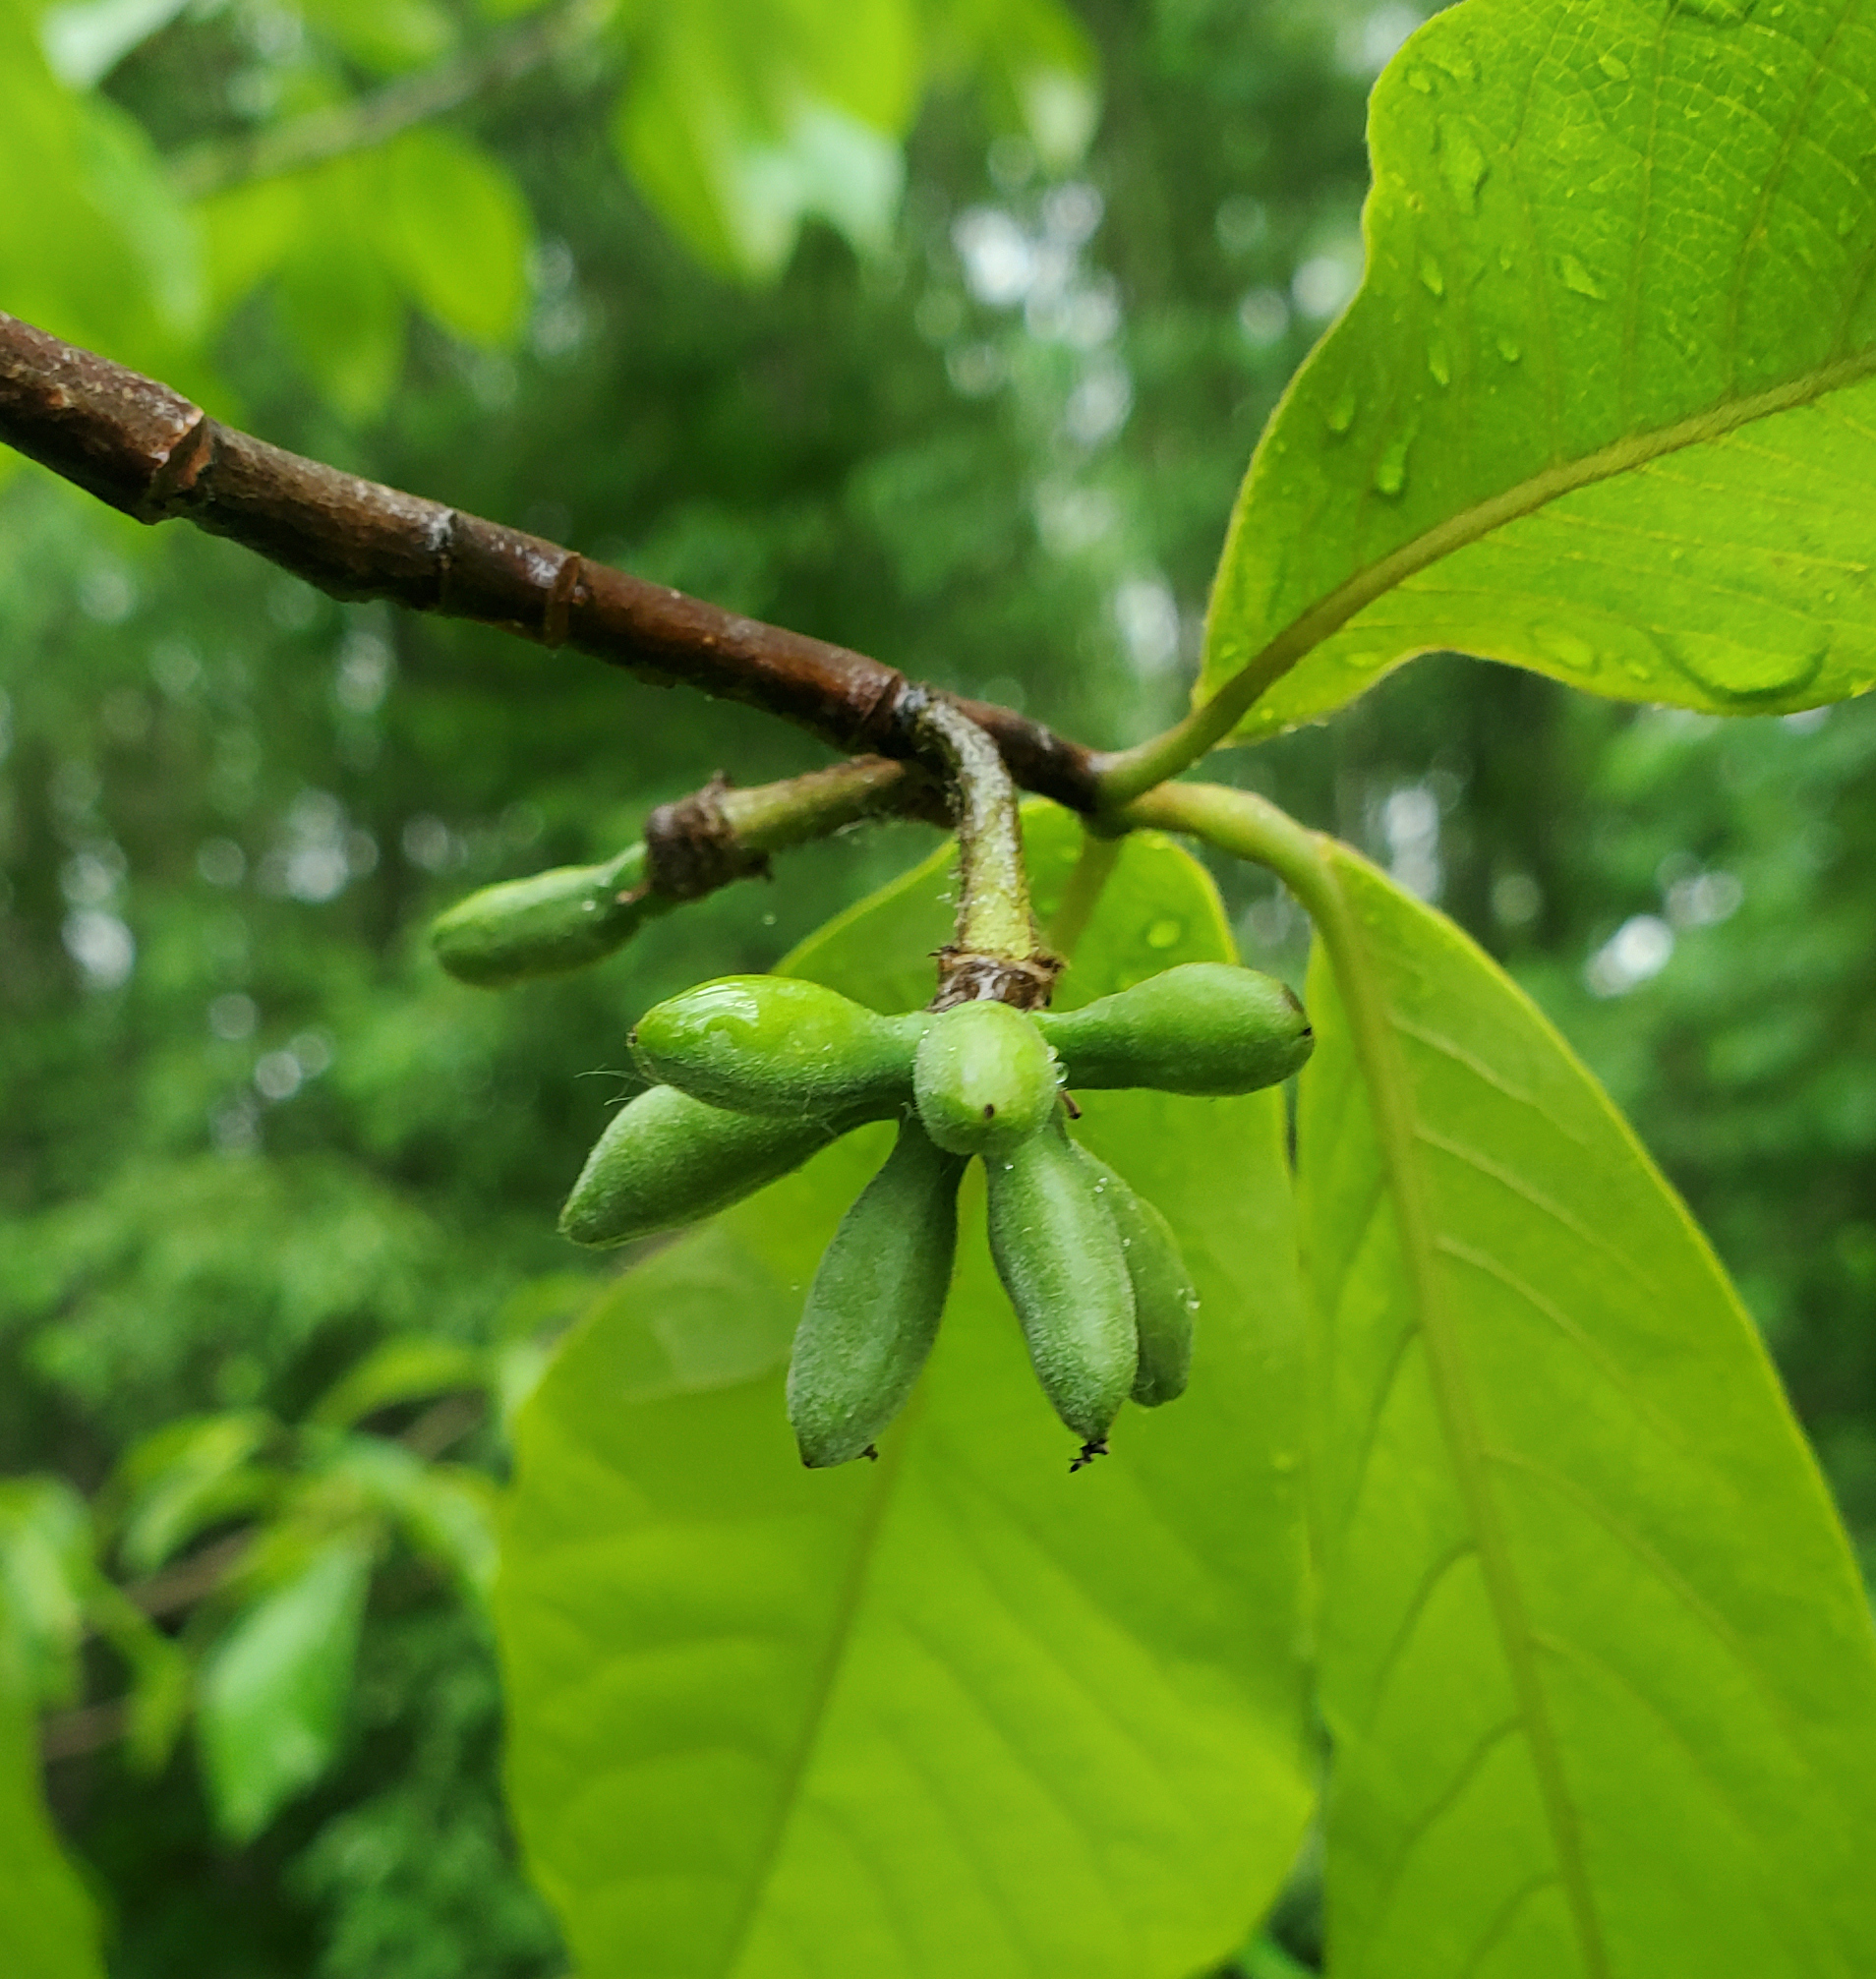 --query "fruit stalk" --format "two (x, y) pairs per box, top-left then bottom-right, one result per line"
(908, 691), (1059, 1009)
